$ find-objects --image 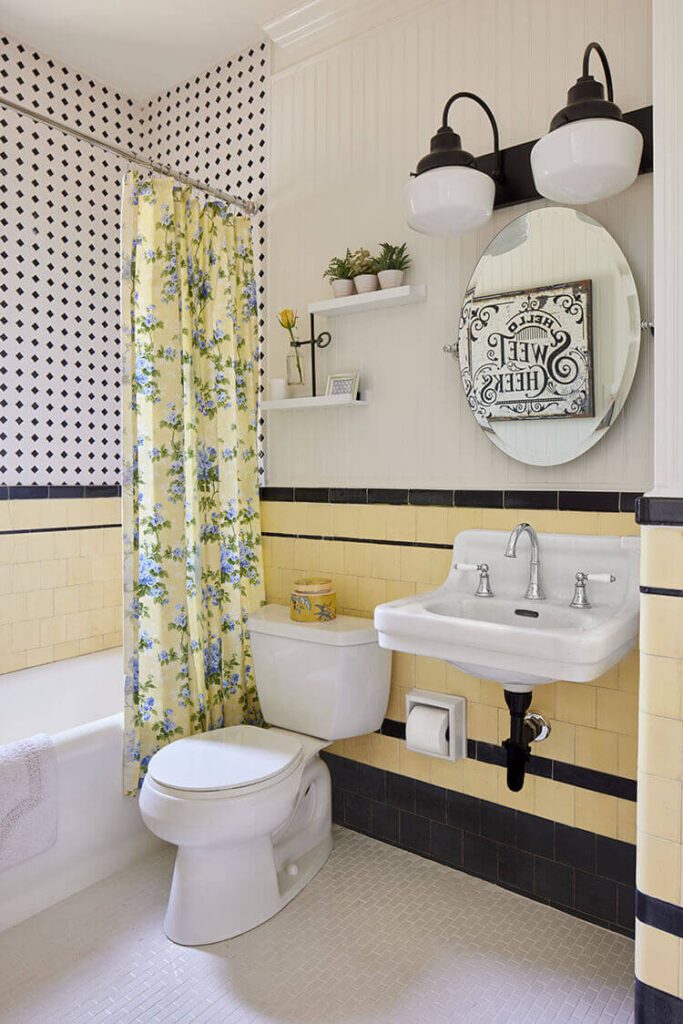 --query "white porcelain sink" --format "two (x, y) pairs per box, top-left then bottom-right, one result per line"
(374, 529), (640, 691)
